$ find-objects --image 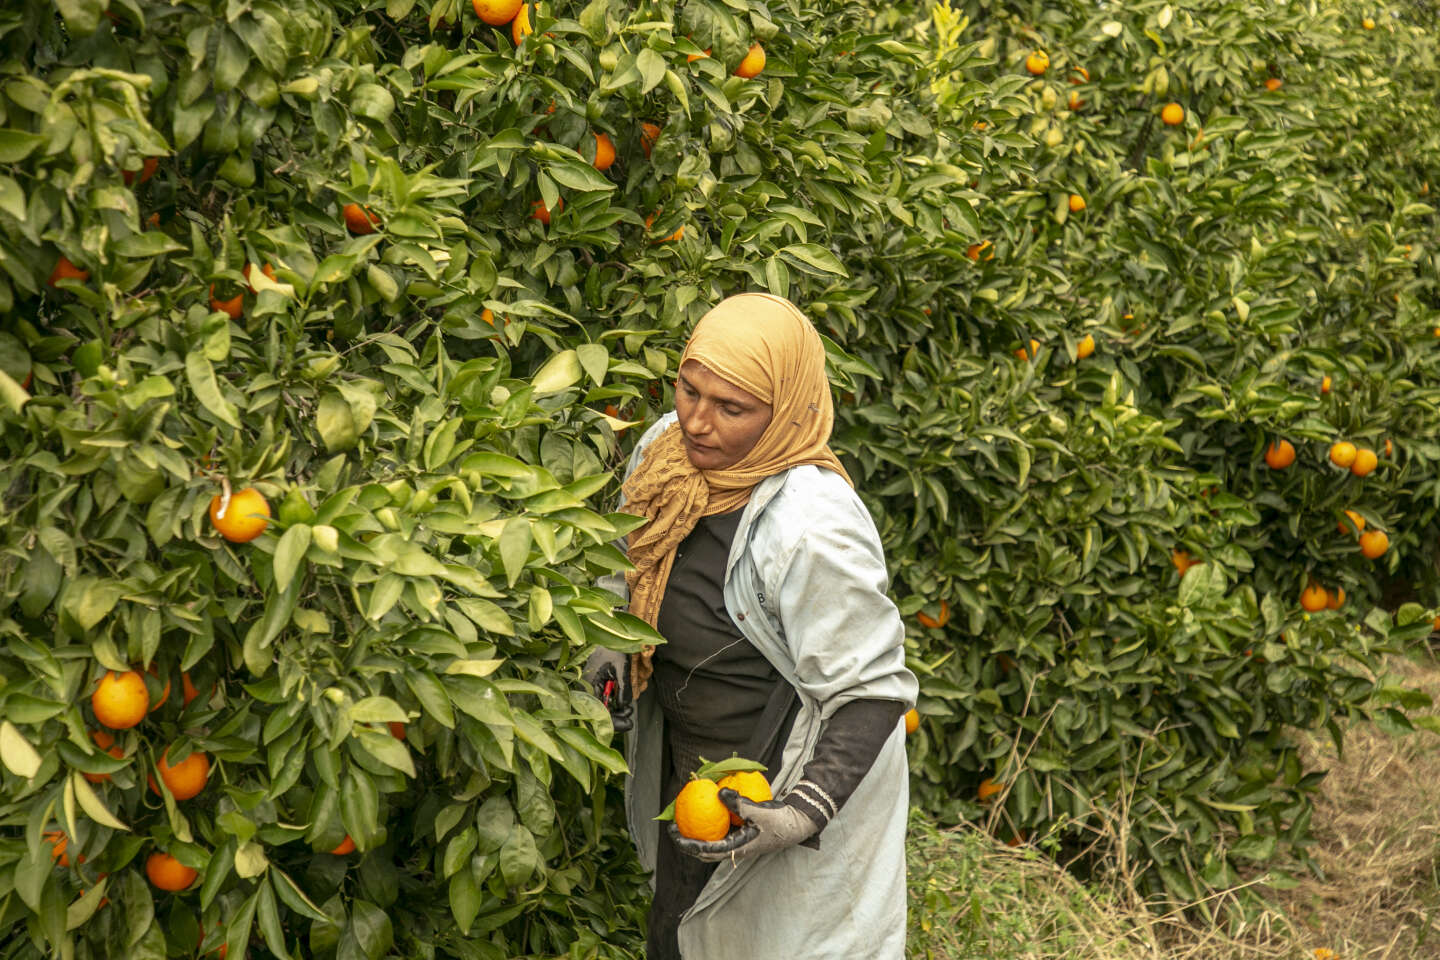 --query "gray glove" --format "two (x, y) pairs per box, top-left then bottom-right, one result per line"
(670, 788), (819, 862)
(581, 647), (633, 732)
